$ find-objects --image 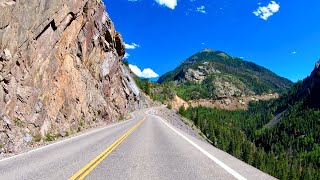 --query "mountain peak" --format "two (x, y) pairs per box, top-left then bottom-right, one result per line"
(201, 48), (215, 53)
(158, 49), (293, 95)
(316, 60), (320, 69)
